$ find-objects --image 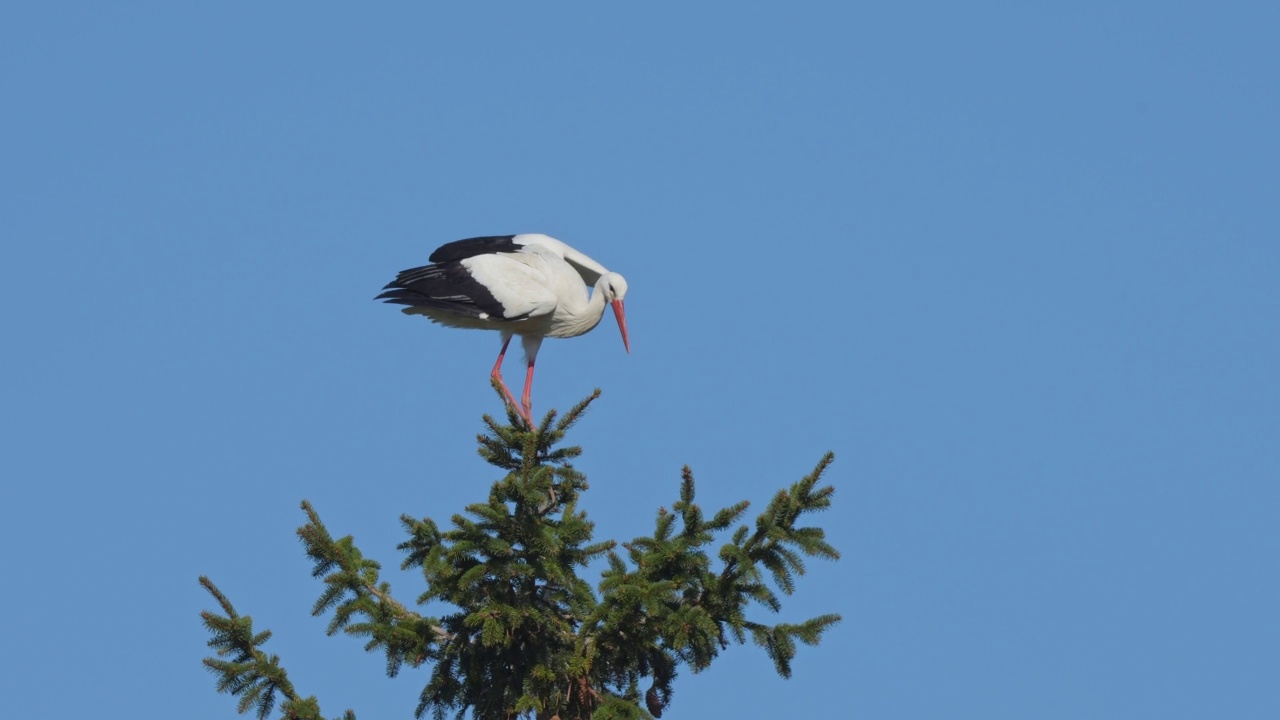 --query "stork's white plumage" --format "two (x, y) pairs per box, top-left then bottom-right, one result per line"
(377, 234), (629, 423)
